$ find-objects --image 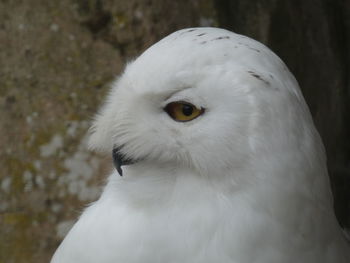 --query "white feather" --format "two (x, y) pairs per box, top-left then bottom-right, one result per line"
(51, 27), (350, 263)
